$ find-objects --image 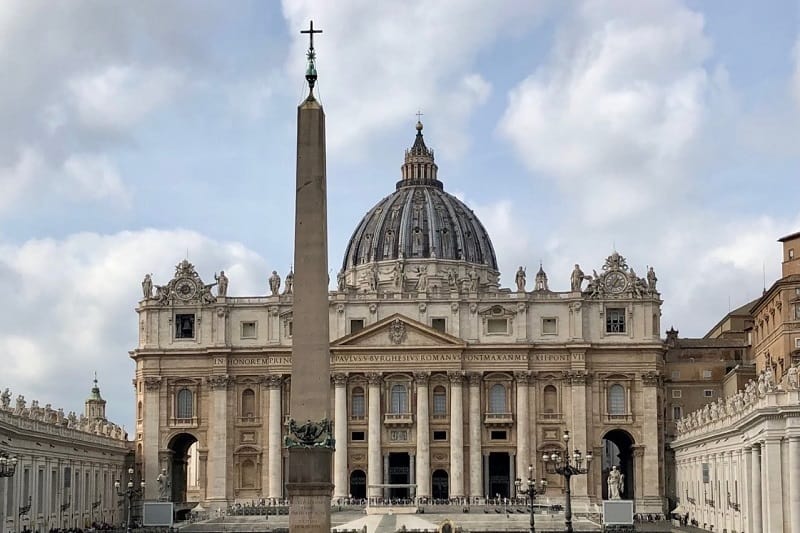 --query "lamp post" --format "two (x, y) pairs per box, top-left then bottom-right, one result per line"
(542, 430), (592, 533)
(115, 467), (145, 533)
(0, 451), (18, 478)
(514, 464), (547, 533)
